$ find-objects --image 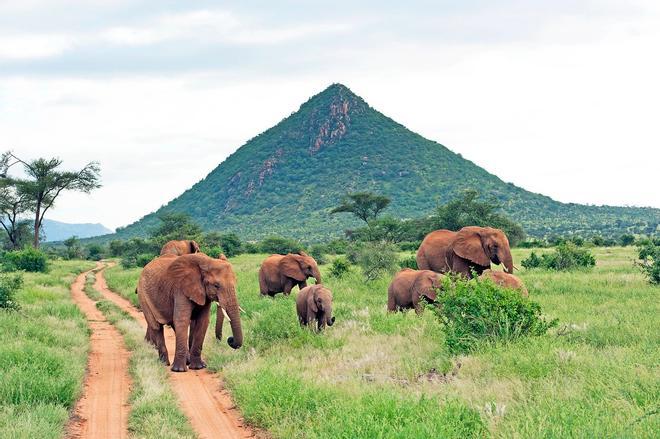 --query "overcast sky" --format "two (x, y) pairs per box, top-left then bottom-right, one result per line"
(1, 0), (658, 230)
